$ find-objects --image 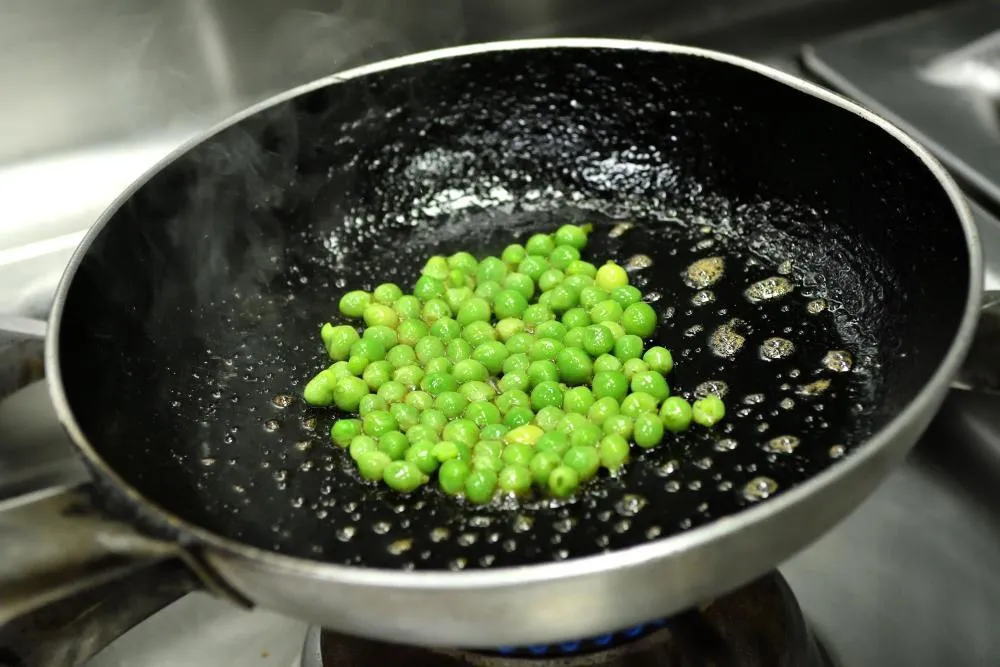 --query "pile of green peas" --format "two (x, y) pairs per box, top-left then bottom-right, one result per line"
(302, 224), (725, 503)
